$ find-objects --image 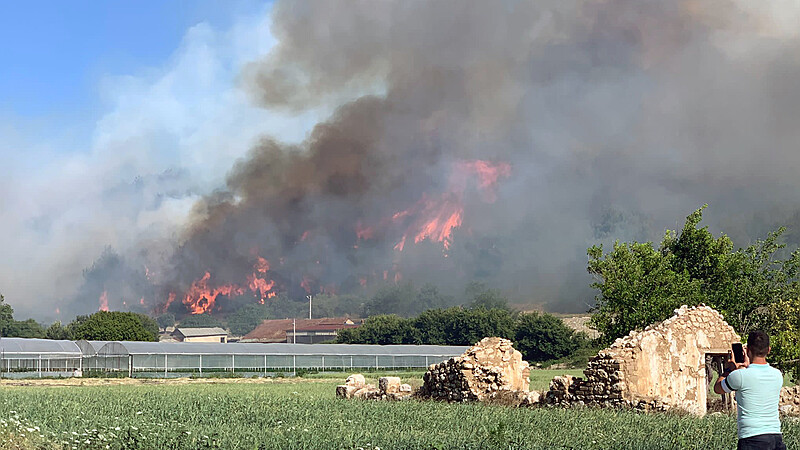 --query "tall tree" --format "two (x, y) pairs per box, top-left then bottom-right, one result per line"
(0, 294), (14, 336)
(588, 240), (704, 344)
(588, 206), (800, 354)
(69, 311), (158, 341)
(515, 312), (585, 362)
